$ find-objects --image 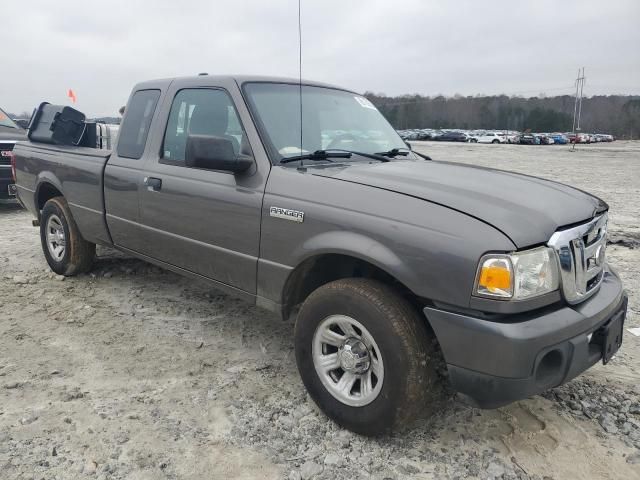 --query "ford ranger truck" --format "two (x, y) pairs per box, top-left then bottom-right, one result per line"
(13, 75), (627, 435)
